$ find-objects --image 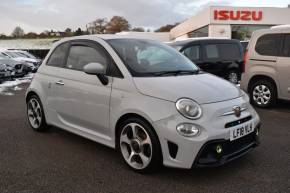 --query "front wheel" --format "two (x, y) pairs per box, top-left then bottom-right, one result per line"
(117, 118), (162, 173)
